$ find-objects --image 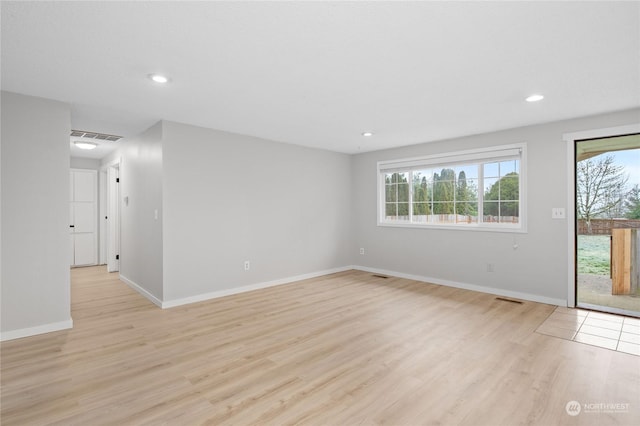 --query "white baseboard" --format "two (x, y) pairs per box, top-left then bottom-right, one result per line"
(0, 318), (73, 342)
(119, 274), (163, 307)
(351, 265), (567, 307)
(162, 266), (352, 308)
(121, 264), (566, 310)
